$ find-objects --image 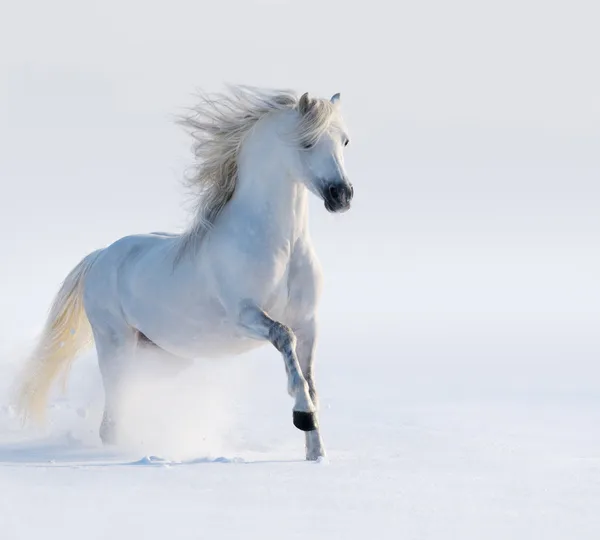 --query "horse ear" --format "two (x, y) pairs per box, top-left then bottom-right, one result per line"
(298, 92), (312, 115)
(330, 93), (341, 105)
